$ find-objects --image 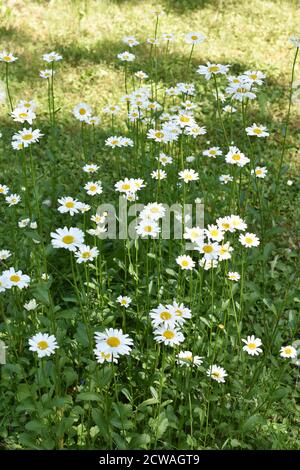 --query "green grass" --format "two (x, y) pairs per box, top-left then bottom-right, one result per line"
(0, 0), (300, 451)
